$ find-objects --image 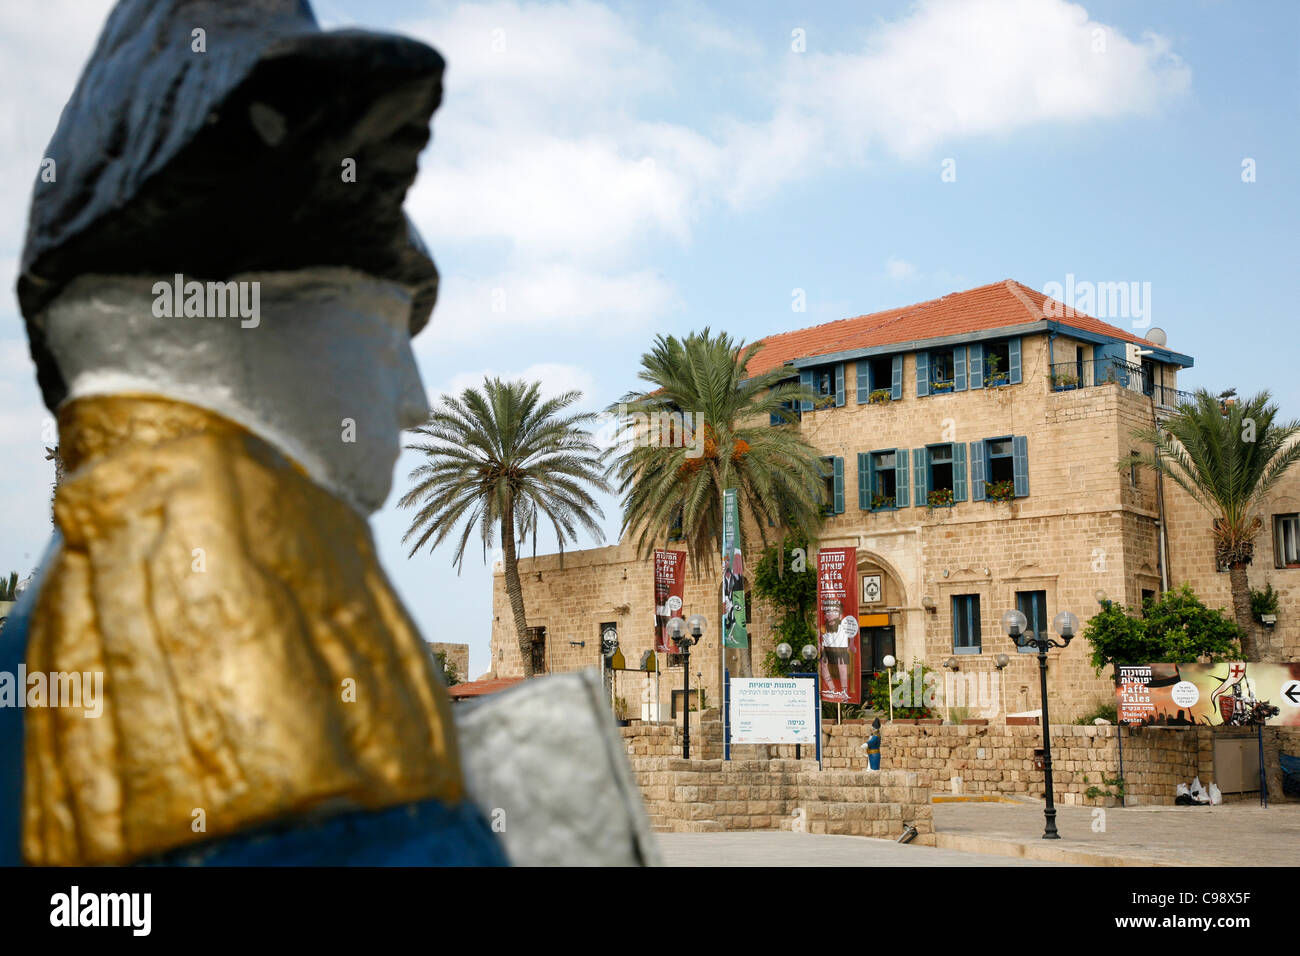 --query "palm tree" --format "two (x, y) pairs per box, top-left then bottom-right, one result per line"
(399, 378), (611, 678)
(1124, 389), (1300, 659)
(609, 329), (827, 674)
